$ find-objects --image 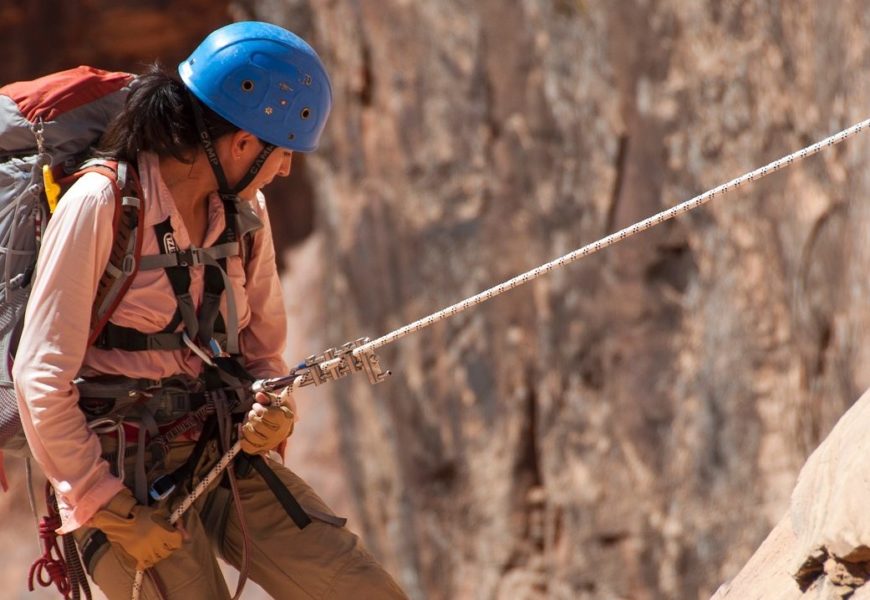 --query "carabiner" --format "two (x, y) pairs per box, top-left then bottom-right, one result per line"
(182, 332), (216, 367)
